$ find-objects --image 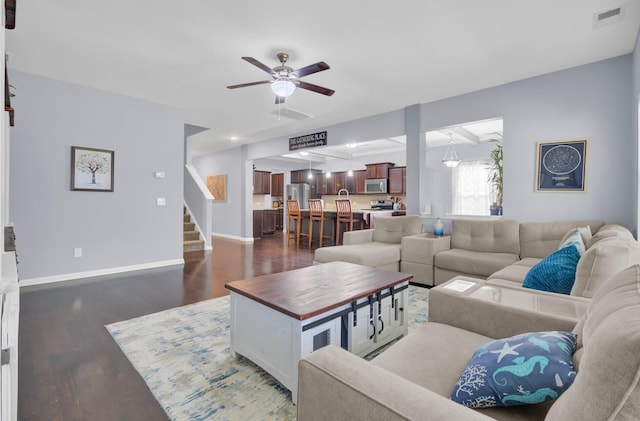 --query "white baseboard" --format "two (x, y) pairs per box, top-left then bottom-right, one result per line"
(19, 259), (185, 288)
(212, 232), (254, 243)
